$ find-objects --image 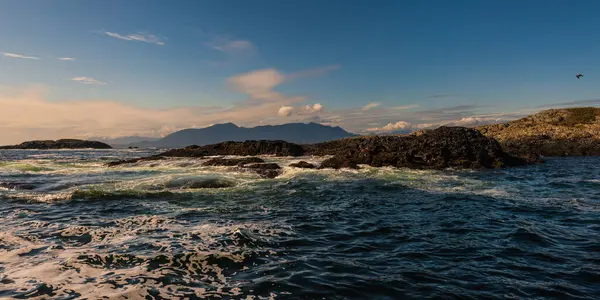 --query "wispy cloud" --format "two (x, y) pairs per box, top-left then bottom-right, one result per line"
(210, 40), (254, 53)
(103, 31), (165, 45)
(428, 93), (459, 99)
(2, 52), (39, 60)
(361, 102), (381, 111)
(71, 77), (106, 85)
(391, 104), (419, 110)
(536, 99), (600, 108)
(58, 57), (75, 61)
